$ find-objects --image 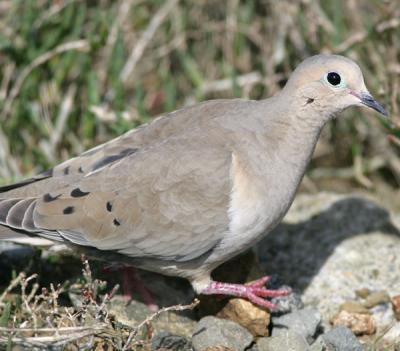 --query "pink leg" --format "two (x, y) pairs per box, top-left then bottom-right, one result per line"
(201, 275), (291, 310)
(104, 264), (158, 311)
